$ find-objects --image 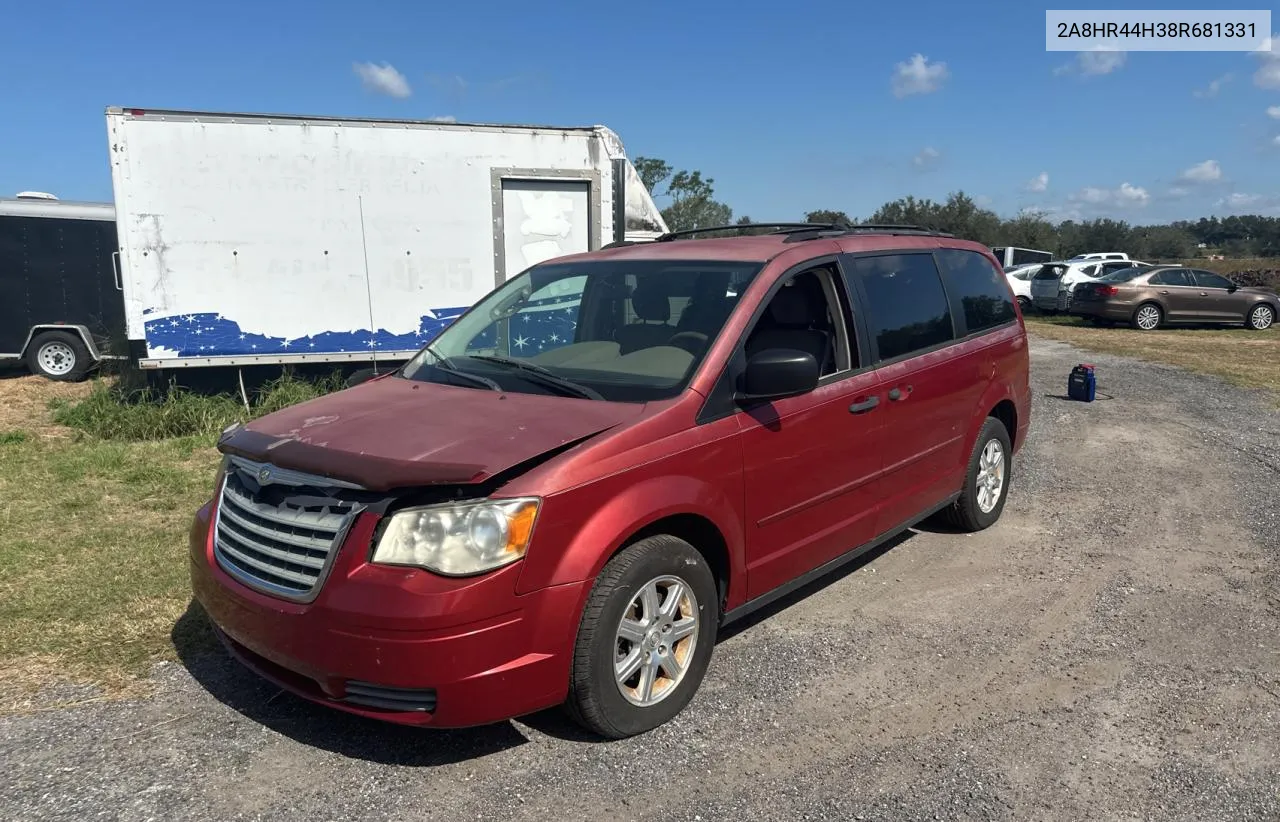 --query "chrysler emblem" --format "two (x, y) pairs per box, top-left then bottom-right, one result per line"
(257, 467), (272, 484)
